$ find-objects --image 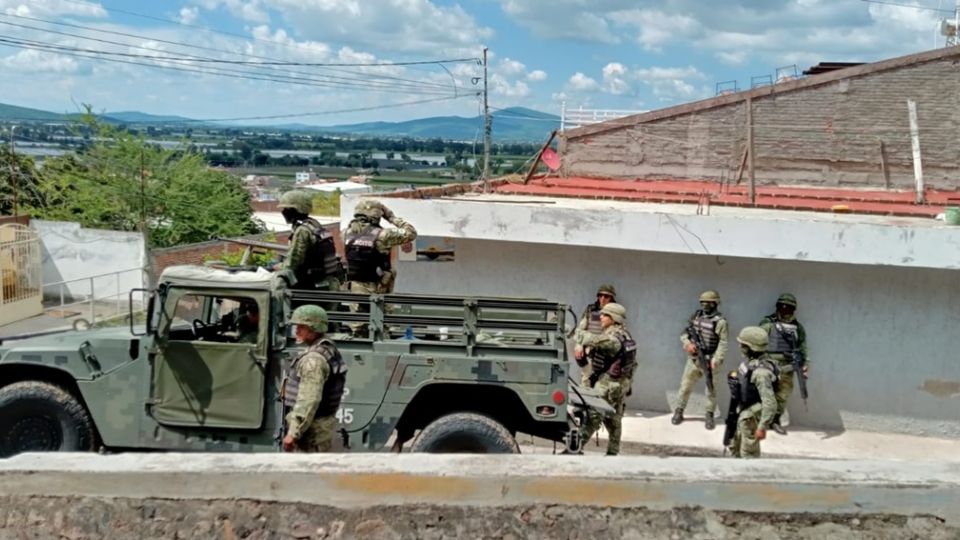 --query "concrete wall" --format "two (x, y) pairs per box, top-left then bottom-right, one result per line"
(32, 220), (146, 301)
(561, 53), (960, 188)
(396, 238), (960, 438)
(1, 453), (957, 539)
